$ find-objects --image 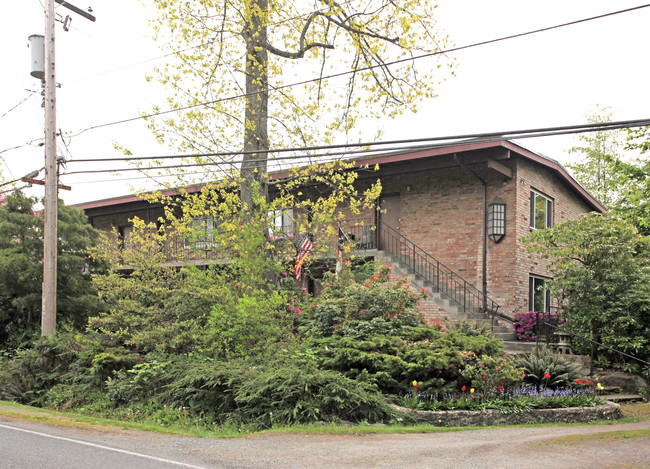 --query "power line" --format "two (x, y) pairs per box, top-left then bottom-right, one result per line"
(63, 12), (314, 84)
(59, 2), (650, 139)
(61, 118), (650, 177)
(0, 139), (45, 157)
(66, 118), (650, 165)
(0, 95), (35, 121)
